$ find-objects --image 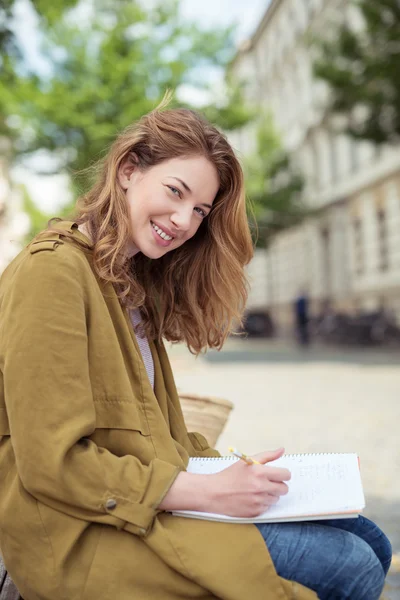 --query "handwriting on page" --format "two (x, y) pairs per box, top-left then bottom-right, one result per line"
(293, 462), (349, 503)
(263, 455), (364, 518)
